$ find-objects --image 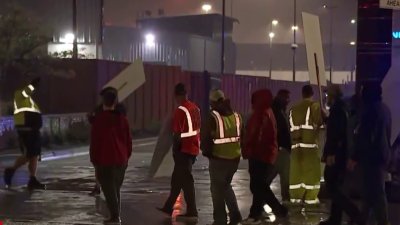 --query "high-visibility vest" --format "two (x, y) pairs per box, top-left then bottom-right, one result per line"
(13, 84), (41, 126)
(289, 100), (320, 150)
(211, 110), (242, 159)
(178, 106), (200, 138)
